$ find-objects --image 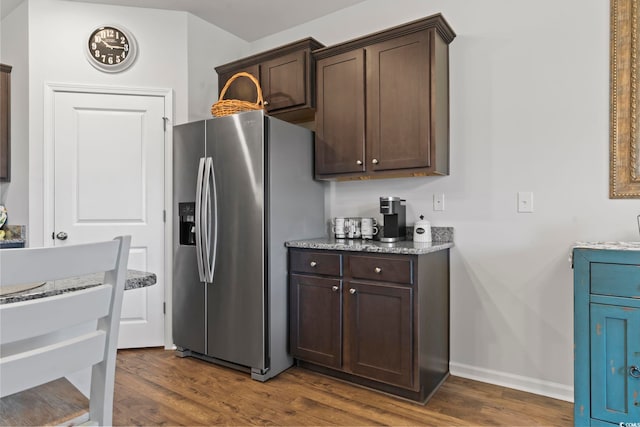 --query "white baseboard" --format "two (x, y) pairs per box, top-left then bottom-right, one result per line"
(449, 362), (574, 402)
